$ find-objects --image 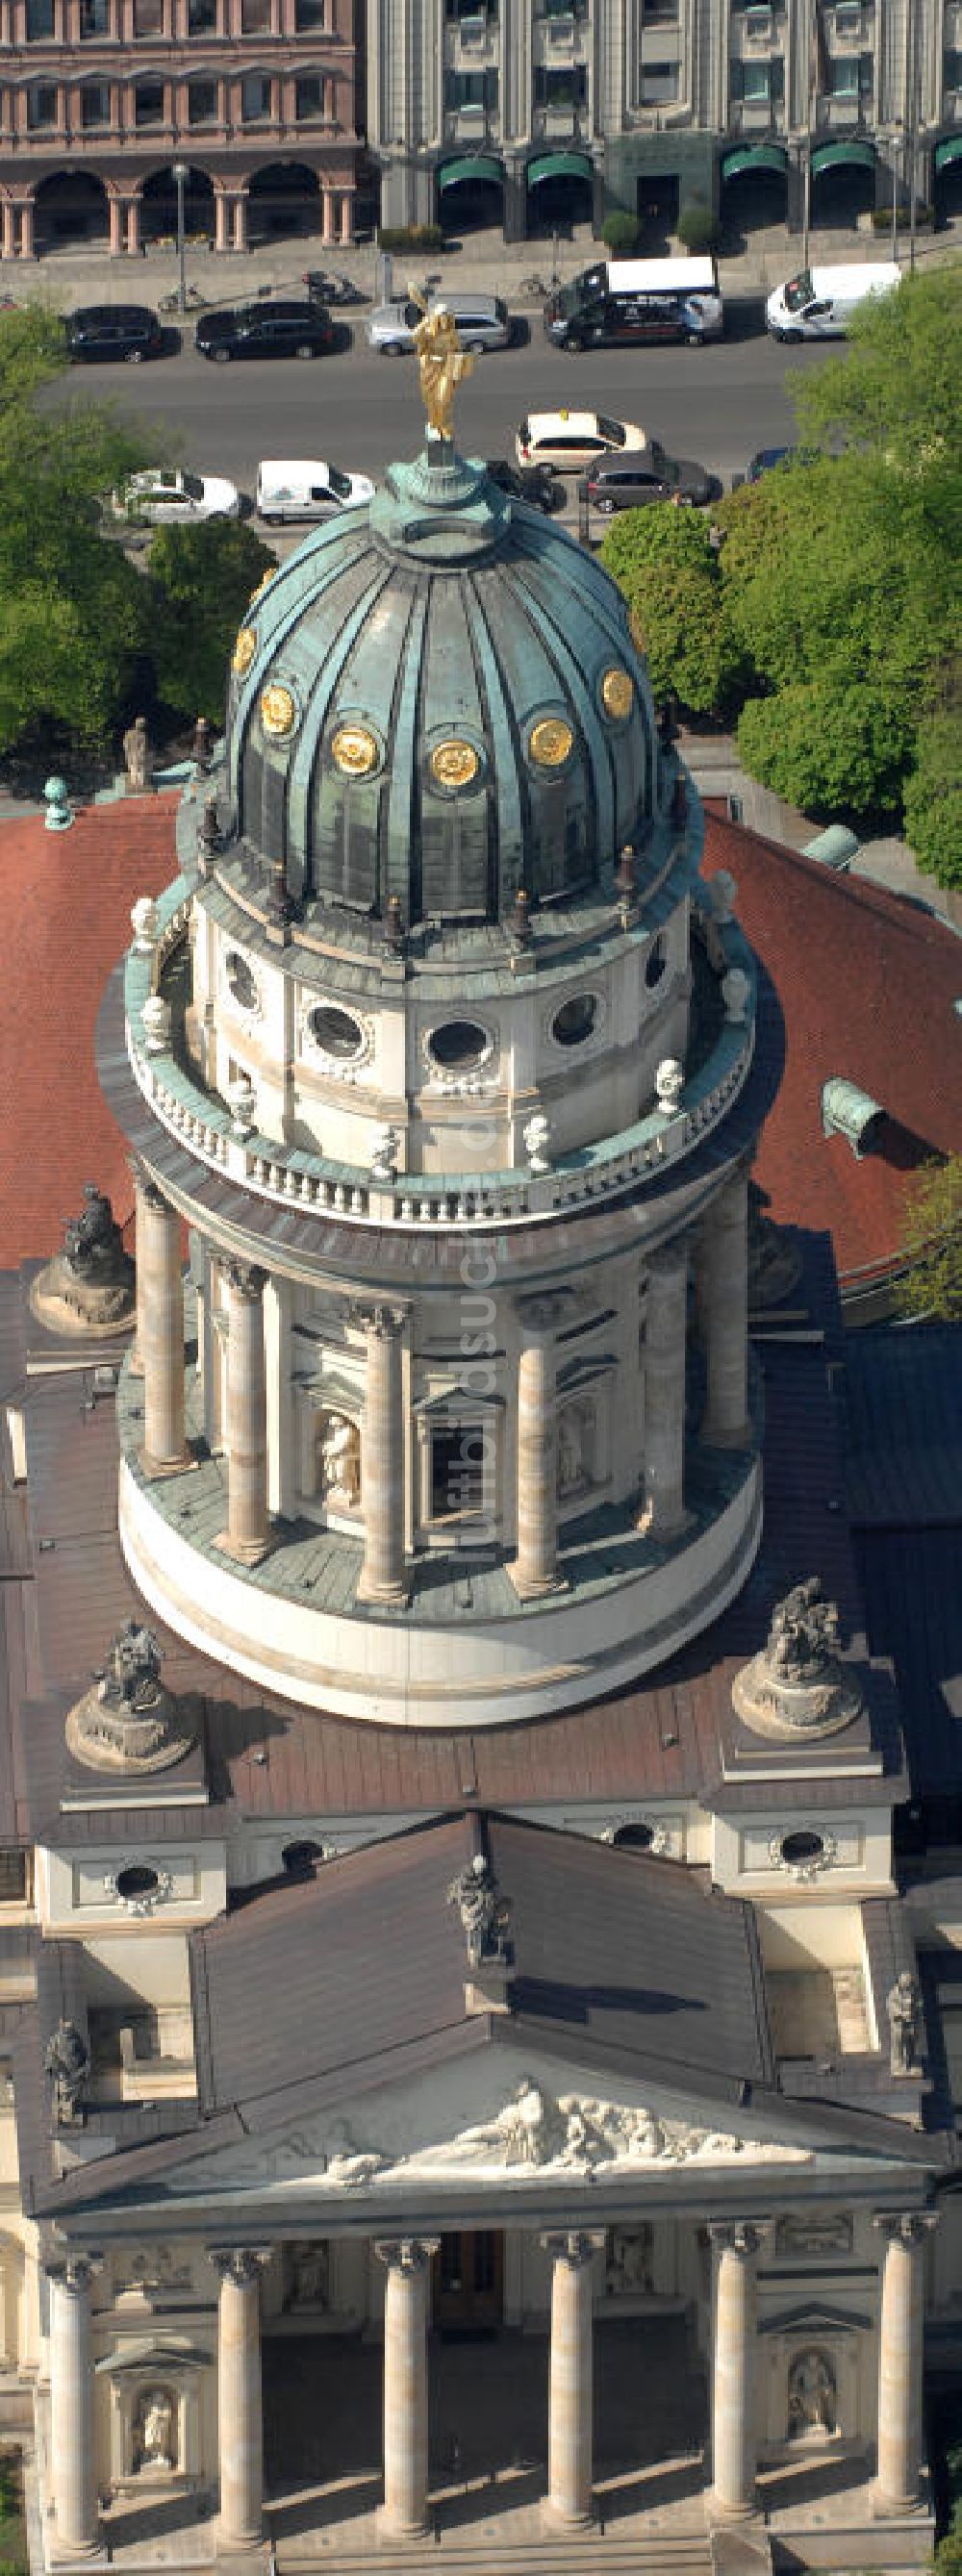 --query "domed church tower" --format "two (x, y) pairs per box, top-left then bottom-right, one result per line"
(101, 437), (770, 1728)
